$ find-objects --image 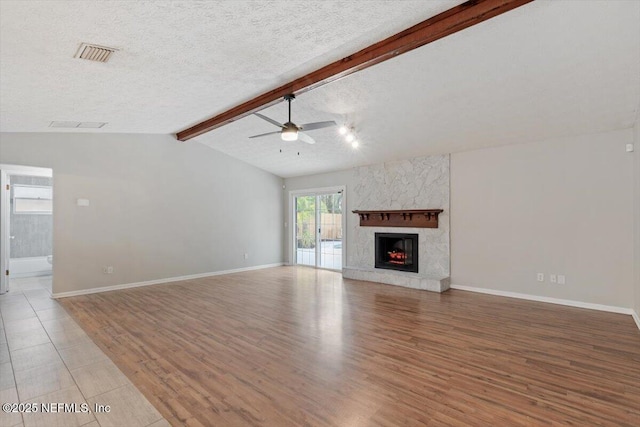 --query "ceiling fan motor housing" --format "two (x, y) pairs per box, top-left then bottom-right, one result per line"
(283, 122), (299, 131)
